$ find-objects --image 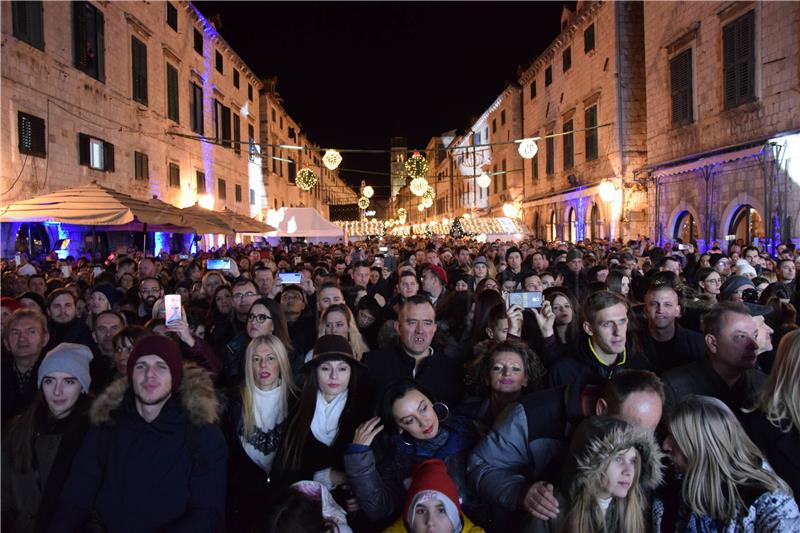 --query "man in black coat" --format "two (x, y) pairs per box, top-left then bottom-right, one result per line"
(361, 294), (463, 407)
(1, 308), (50, 426)
(638, 282), (705, 374)
(662, 301), (767, 417)
(42, 289), (95, 355)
